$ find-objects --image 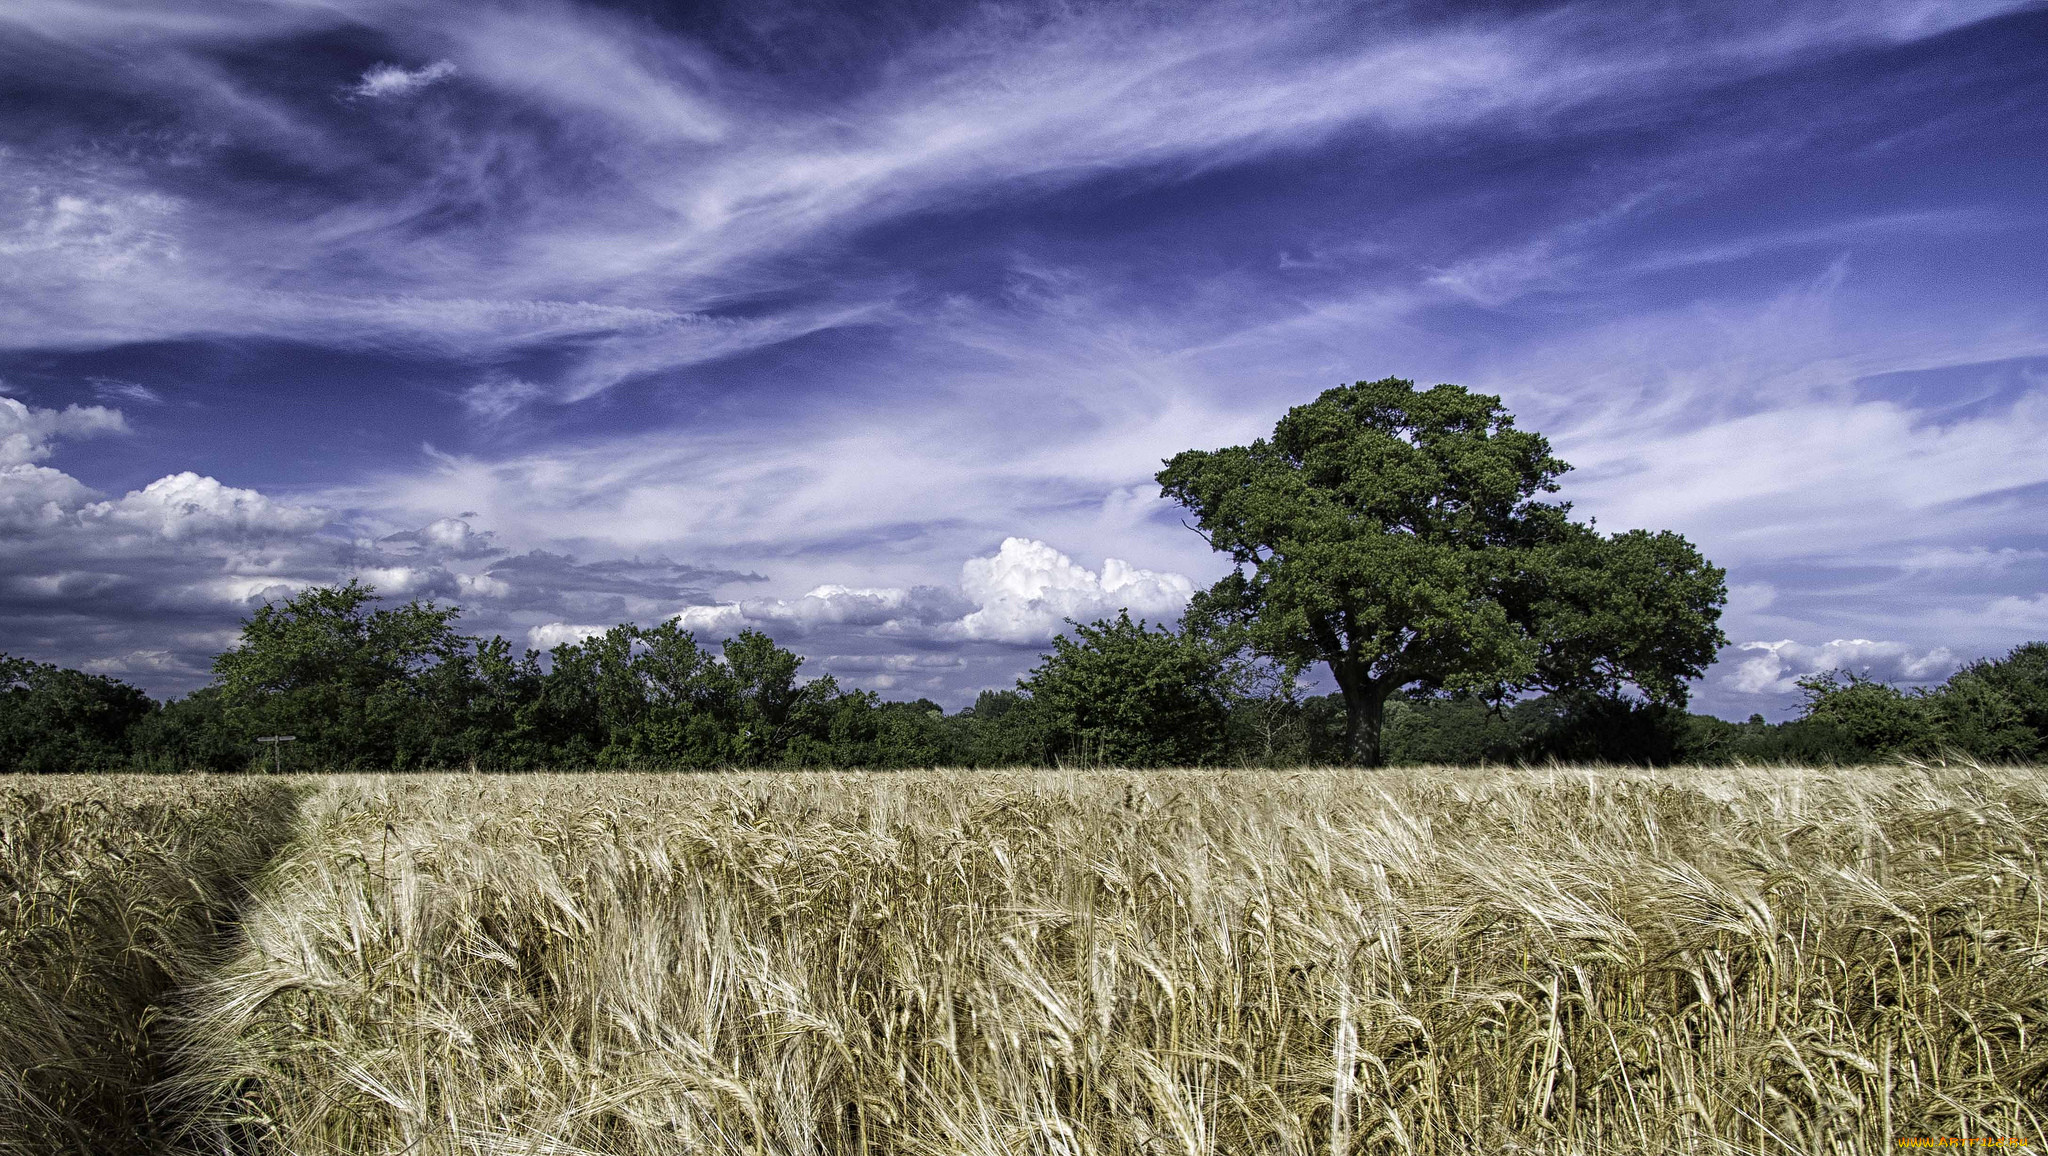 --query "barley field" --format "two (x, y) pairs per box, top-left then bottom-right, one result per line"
(0, 777), (301, 1155)
(6, 764), (2047, 1155)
